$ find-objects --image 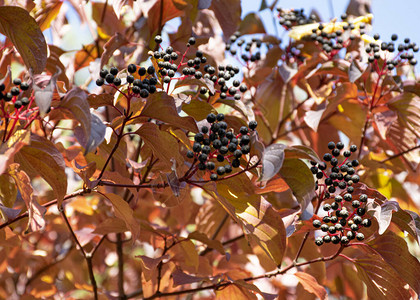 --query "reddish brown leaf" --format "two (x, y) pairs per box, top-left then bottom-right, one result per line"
(100, 32), (129, 68)
(91, 2), (124, 38)
(93, 218), (127, 235)
(239, 13), (265, 35)
(350, 244), (411, 300)
(188, 231), (225, 255)
(279, 159), (315, 210)
(210, 0), (241, 39)
(369, 231), (420, 294)
(140, 92), (198, 132)
(14, 135), (67, 205)
(136, 123), (184, 170)
(294, 271), (327, 300)
(136, 255), (169, 281)
(147, 0), (185, 35)
(172, 268), (205, 287)
(104, 193), (140, 241)
(0, 6), (47, 73)
(60, 88), (91, 138)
